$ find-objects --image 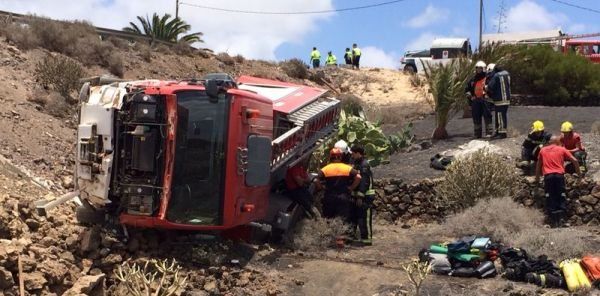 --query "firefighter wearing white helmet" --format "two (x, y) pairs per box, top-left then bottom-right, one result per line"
(334, 140), (352, 163)
(465, 60), (493, 138)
